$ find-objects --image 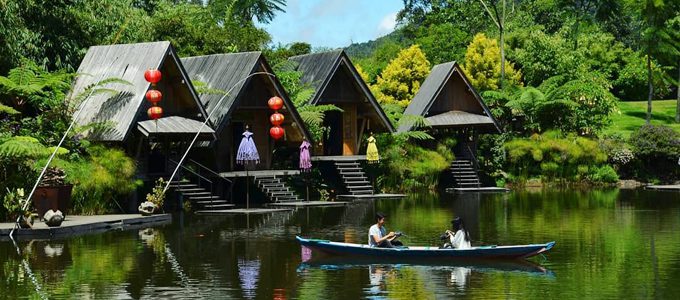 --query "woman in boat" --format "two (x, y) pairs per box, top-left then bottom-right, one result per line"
(445, 217), (471, 249)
